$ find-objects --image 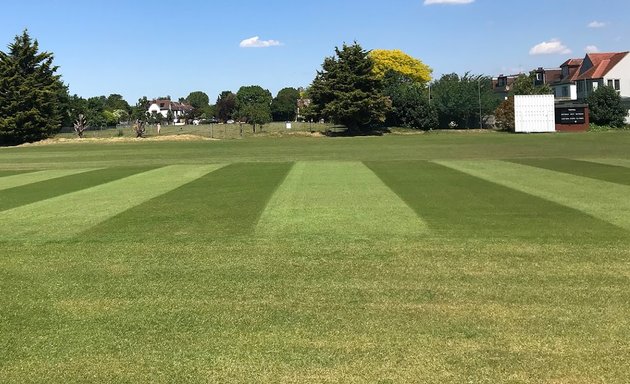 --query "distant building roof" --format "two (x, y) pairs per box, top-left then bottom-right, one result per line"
(150, 99), (193, 112)
(576, 52), (629, 80)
